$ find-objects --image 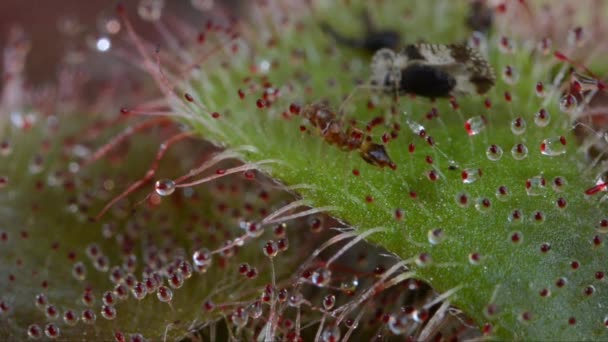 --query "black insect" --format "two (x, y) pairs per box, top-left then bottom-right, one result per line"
(370, 43), (496, 98)
(320, 10), (401, 53)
